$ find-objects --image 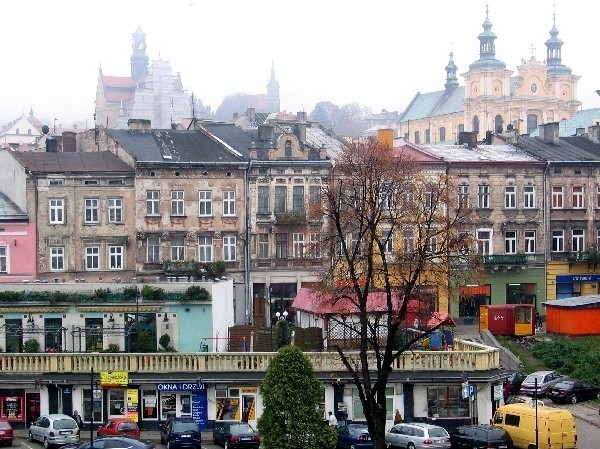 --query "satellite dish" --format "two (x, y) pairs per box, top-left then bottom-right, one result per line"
(42, 125), (50, 135)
